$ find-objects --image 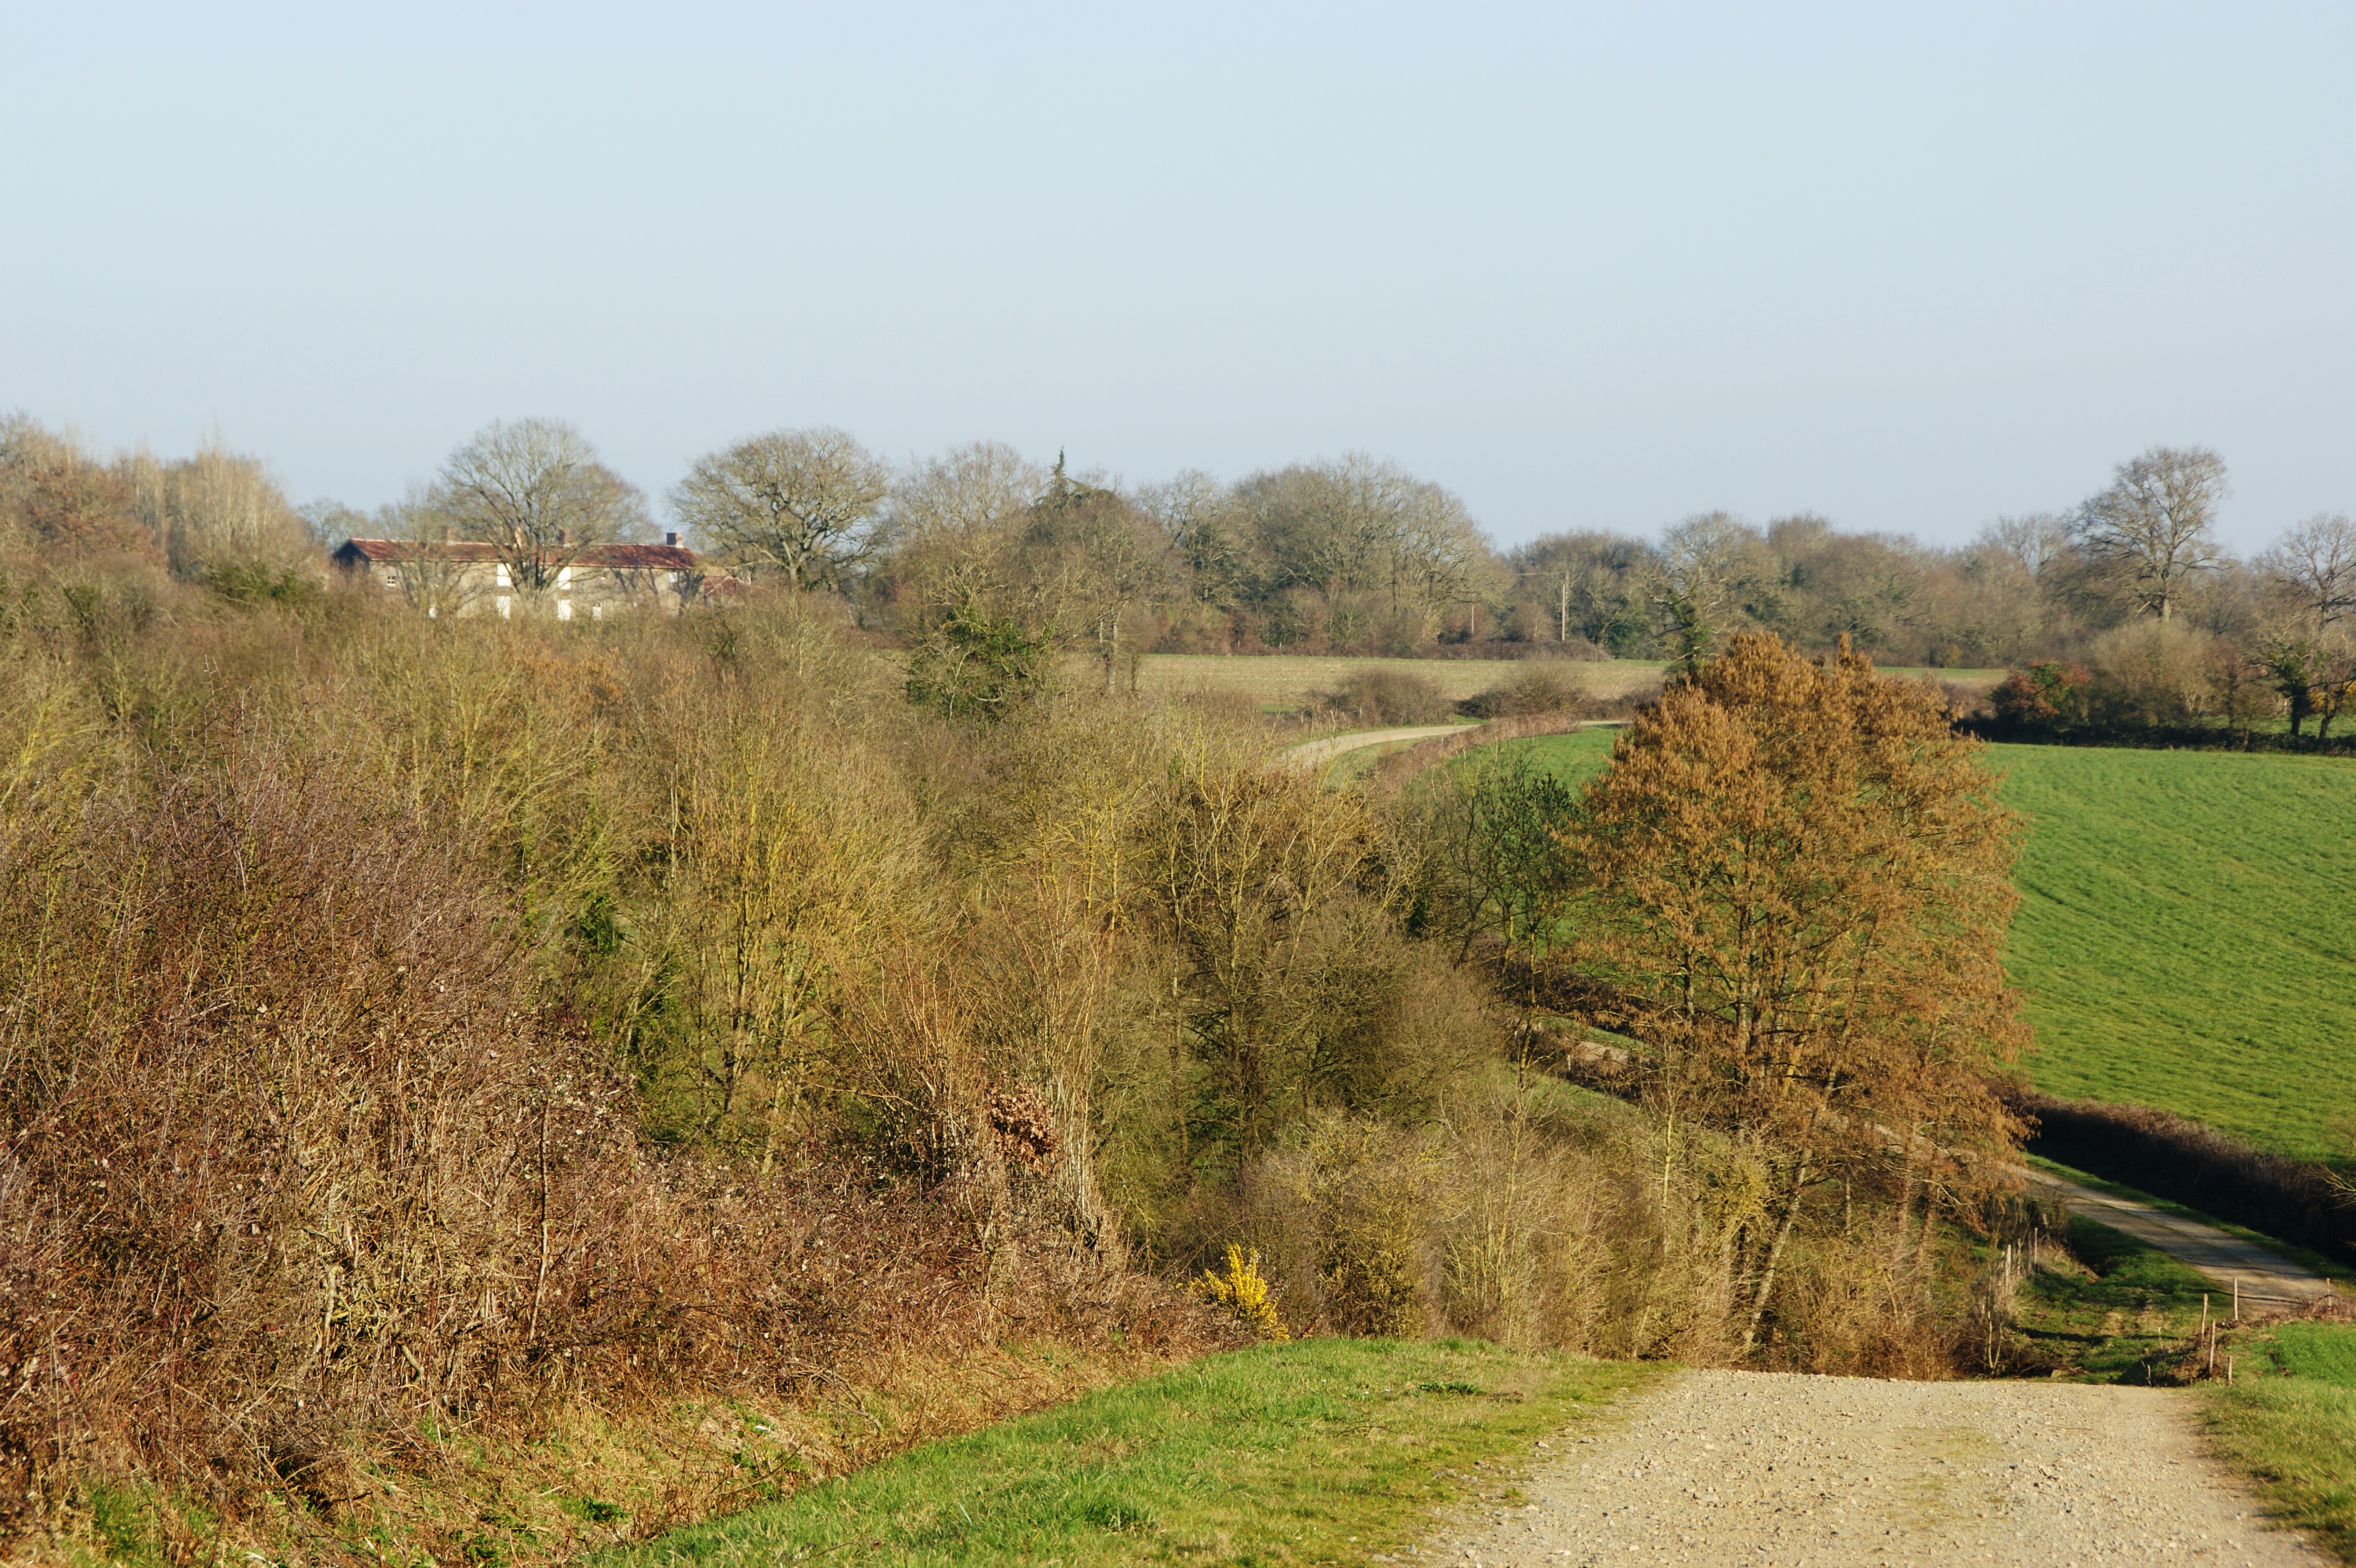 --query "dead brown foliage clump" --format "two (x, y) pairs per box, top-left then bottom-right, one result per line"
(1222, 1089), (1966, 1378)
